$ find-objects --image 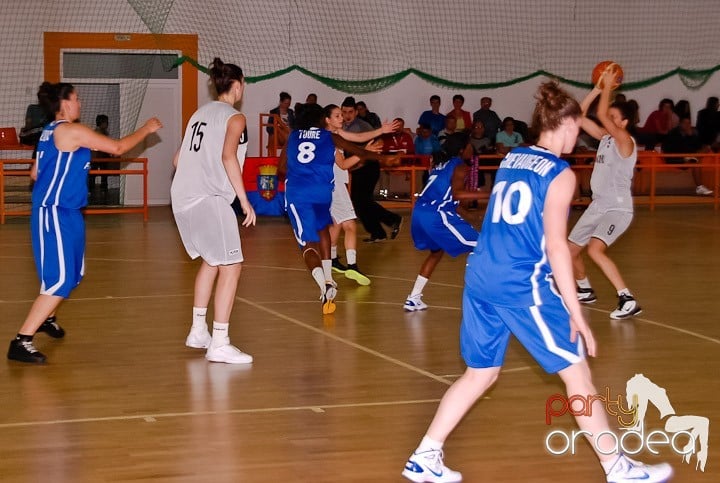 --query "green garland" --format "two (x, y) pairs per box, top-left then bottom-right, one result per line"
(173, 56), (720, 93)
